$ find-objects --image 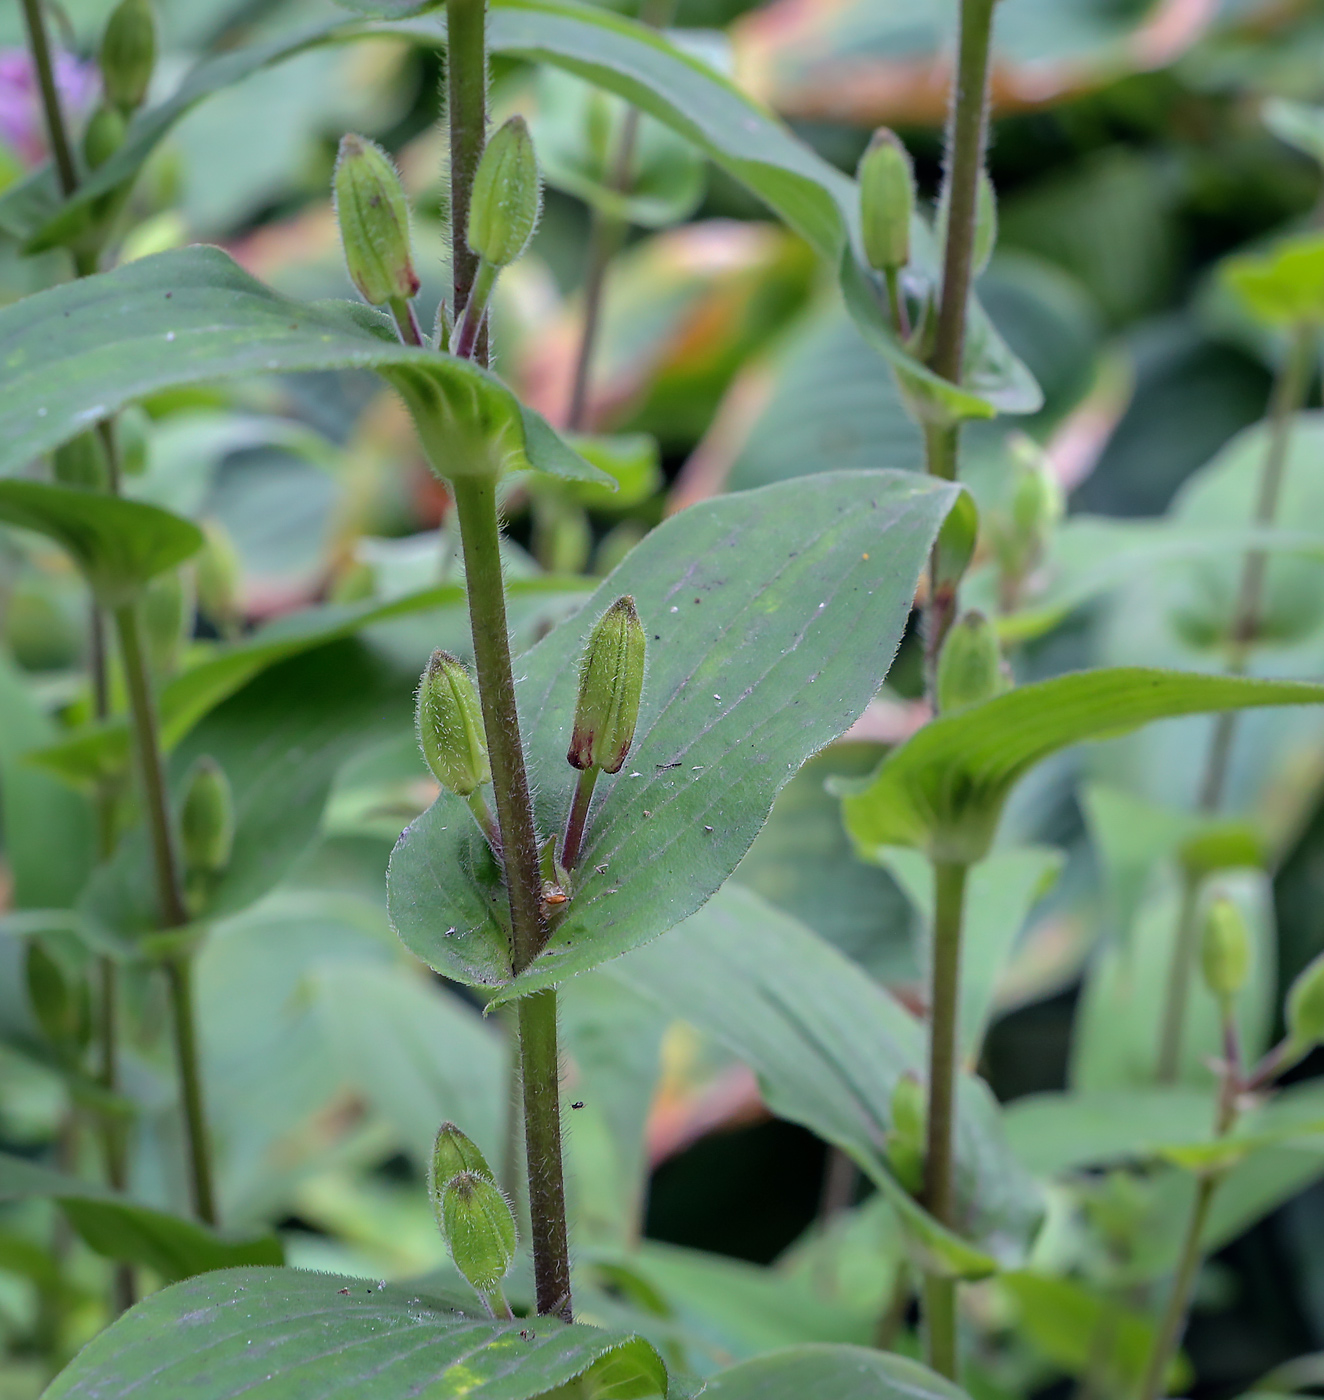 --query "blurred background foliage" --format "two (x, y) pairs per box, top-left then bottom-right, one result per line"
(2, 0), (1324, 1395)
